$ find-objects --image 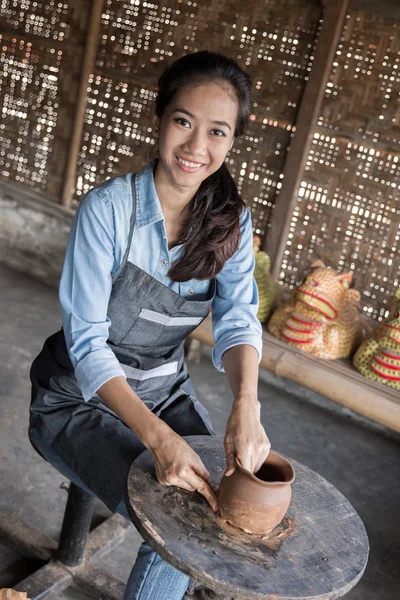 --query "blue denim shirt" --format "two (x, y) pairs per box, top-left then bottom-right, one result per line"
(60, 162), (262, 401)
